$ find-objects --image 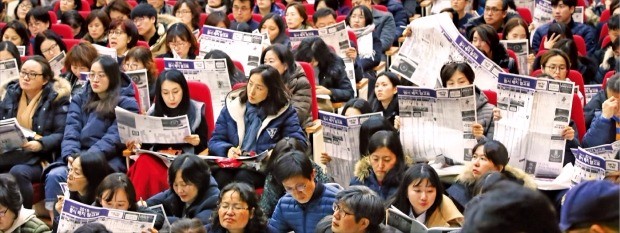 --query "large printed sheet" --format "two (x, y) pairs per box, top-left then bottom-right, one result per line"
(320, 111), (382, 187)
(571, 143), (620, 185)
(0, 59), (19, 83)
(390, 14), (502, 91)
(398, 85), (478, 164)
(163, 58), (231, 119)
(500, 39), (529, 75)
(57, 199), (156, 233)
(199, 25), (263, 76)
(125, 69), (151, 113)
(115, 106), (191, 144)
(584, 84), (603, 104)
(49, 51), (66, 78)
(494, 73), (574, 178)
